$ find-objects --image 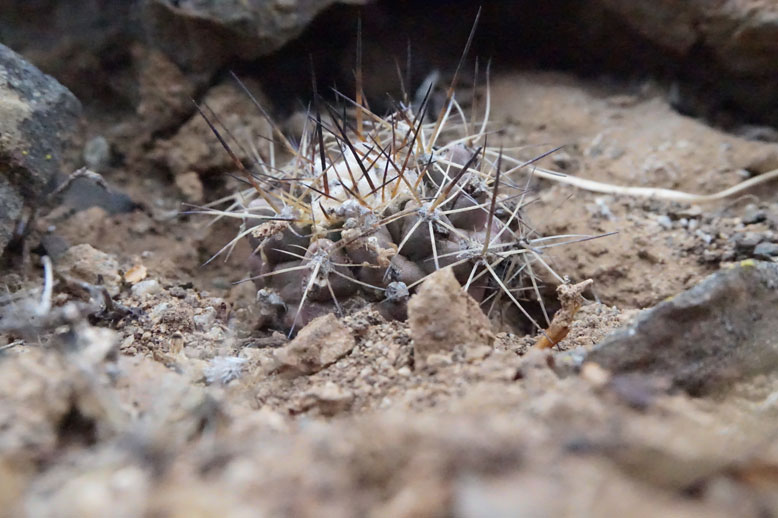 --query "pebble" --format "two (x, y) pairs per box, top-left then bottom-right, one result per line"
(273, 314), (356, 376)
(83, 136), (111, 172)
(731, 232), (763, 252)
(193, 307), (217, 331)
(753, 242), (778, 259)
(742, 204), (767, 225)
(407, 268), (494, 368)
(656, 215), (673, 230)
(131, 279), (161, 298)
(55, 244), (122, 295)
